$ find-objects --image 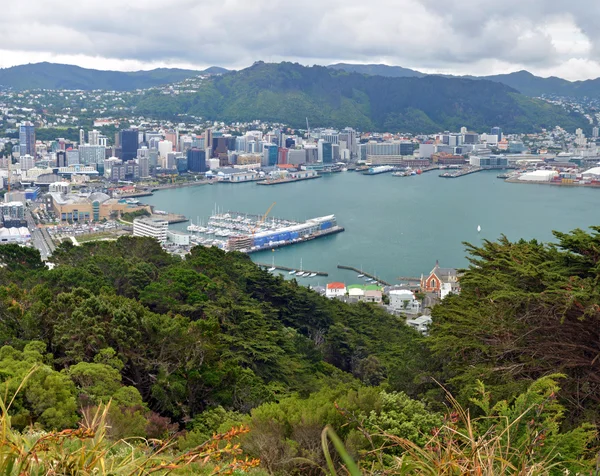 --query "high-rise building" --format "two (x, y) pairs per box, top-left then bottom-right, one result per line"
(79, 128), (85, 146)
(593, 127), (599, 139)
(79, 145), (105, 166)
(204, 129), (213, 153)
(66, 149), (80, 165)
(491, 127), (502, 142)
(138, 157), (150, 178)
(158, 140), (173, 159)
(19, 155), (35, 171)
(262, 144), (279, 167)
(133, 217), (168, 244)
(120, 129), (139, 162)
(56, 151), (67, 168)
(187, 148), (207, 173)
(19, 122), (35, 157)
(318, 140), (333, 164)
(88, 130), (100, 146)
